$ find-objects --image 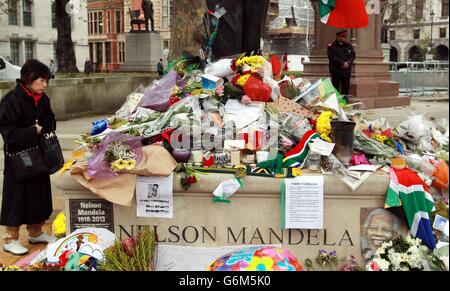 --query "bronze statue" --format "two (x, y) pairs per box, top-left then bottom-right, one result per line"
(142, 0), (154, 32)
(381, 20), (389, 44)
